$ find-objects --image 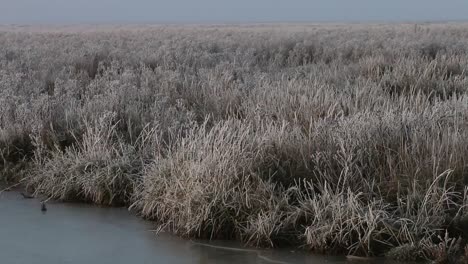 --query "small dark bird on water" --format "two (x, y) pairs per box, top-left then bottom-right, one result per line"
(41, 202), (47, 212)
